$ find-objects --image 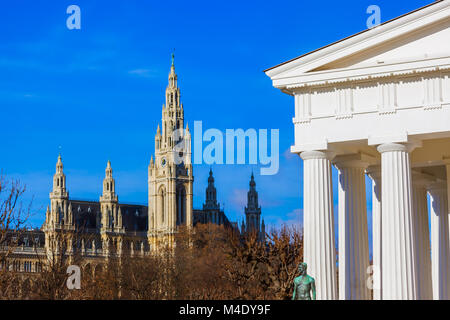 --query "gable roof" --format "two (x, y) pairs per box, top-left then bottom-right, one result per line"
(264, 0), (447, 76)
